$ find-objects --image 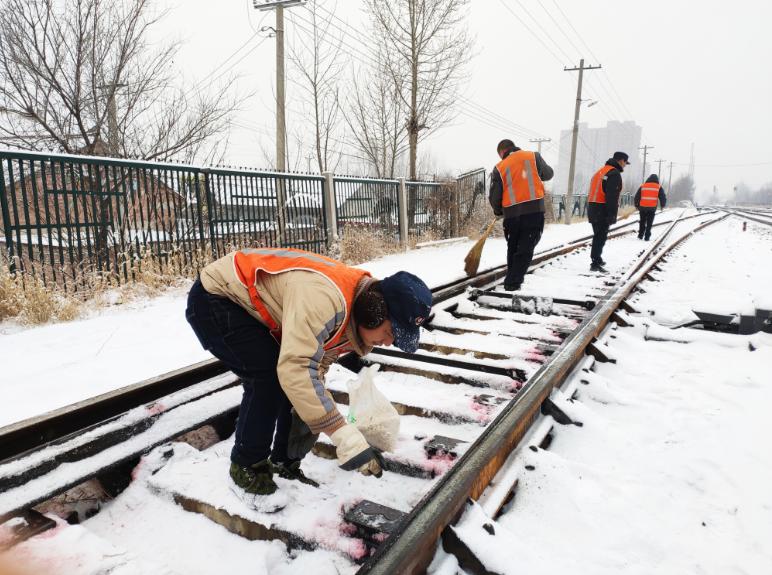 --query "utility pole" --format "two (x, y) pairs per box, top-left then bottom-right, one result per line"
(98, 82), (127, 156)
(254, 0), (305, 172)
(255, 0), (305, 247)
(639, 144), (654, 182)
(655, 159), (665, 180)
(529, 137), (551, 154)
(667, 162), (674, 190)
(564, 59), (601, 224)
